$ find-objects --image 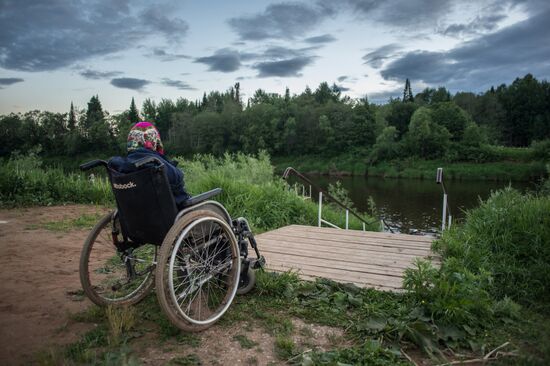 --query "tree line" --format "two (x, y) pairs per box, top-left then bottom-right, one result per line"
(1, 74), (549, 162)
